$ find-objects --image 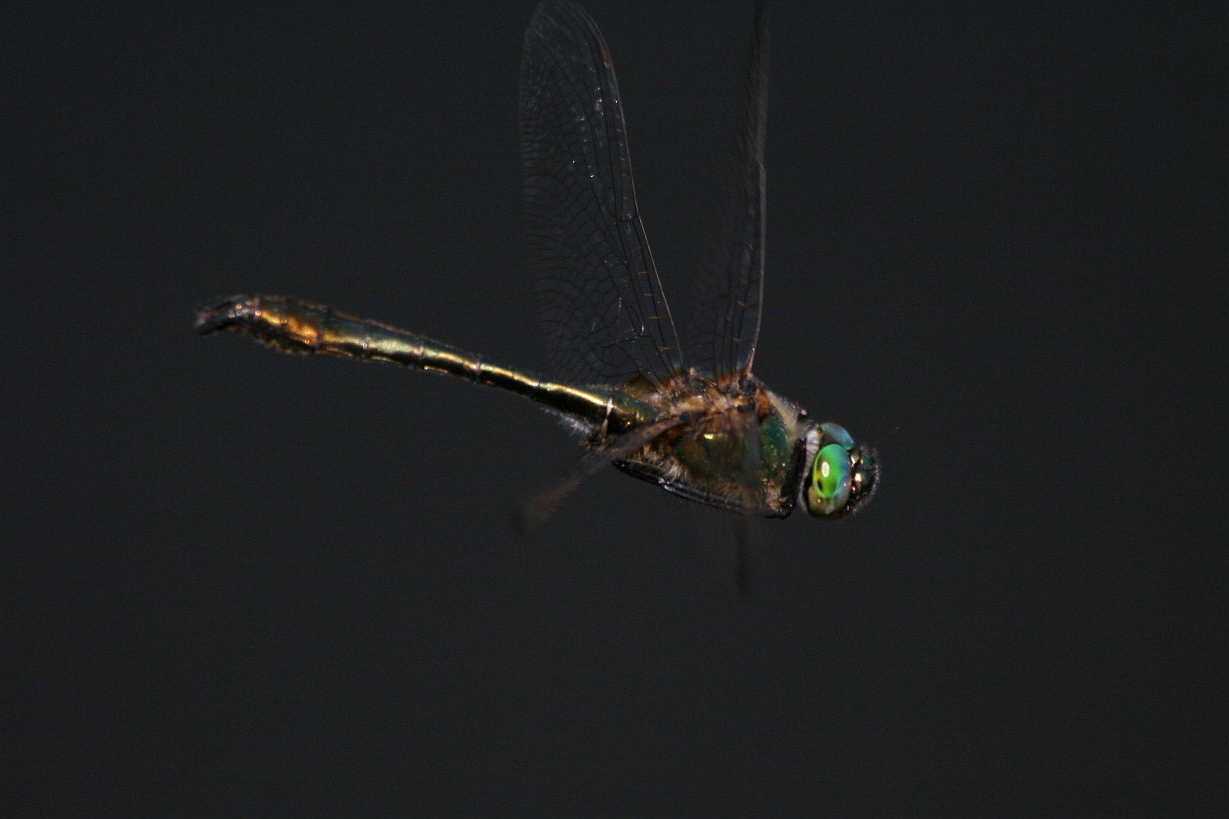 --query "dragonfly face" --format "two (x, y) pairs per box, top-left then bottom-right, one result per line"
(196, 1), (878, 527)
(801, 422), (878, 518)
